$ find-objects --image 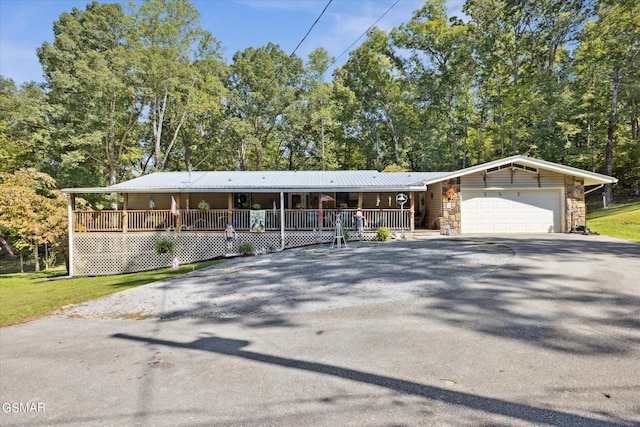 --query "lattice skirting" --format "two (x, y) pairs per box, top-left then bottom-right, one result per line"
(71, 230), (378, 276)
